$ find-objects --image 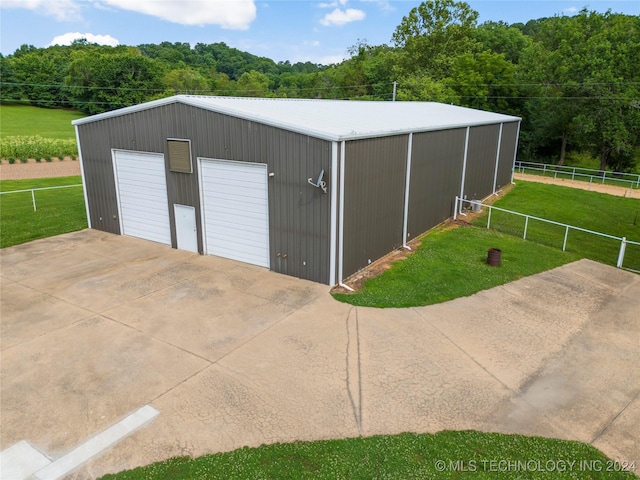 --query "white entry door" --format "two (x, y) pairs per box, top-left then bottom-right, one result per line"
(174, 204), (198, 252)
(199, 159), (270, 268)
